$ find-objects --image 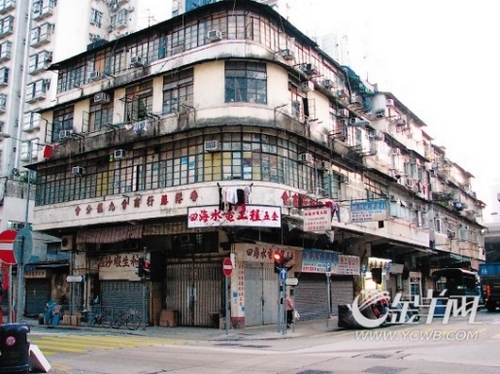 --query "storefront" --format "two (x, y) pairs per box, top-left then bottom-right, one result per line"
(363, 257), (392, 292)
